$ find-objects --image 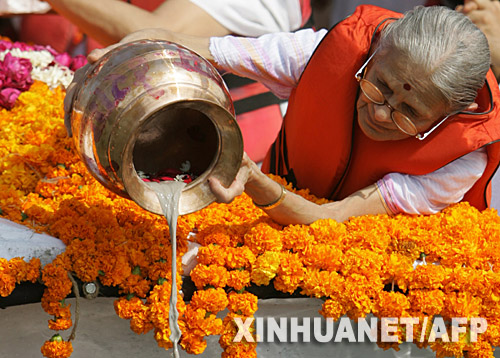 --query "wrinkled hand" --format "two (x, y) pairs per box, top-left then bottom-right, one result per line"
(457, 0), (500, 76)
(208, 152), (254, 204)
